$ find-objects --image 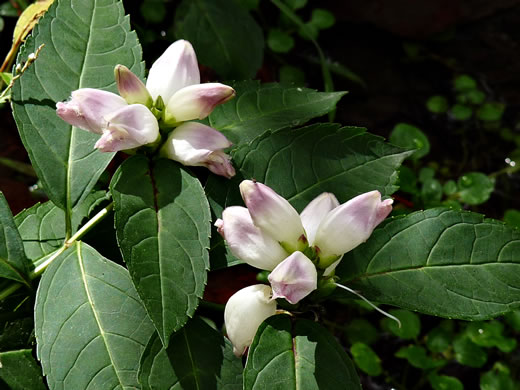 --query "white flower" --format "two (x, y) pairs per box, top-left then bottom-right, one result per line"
(224, 284), (277, 356)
